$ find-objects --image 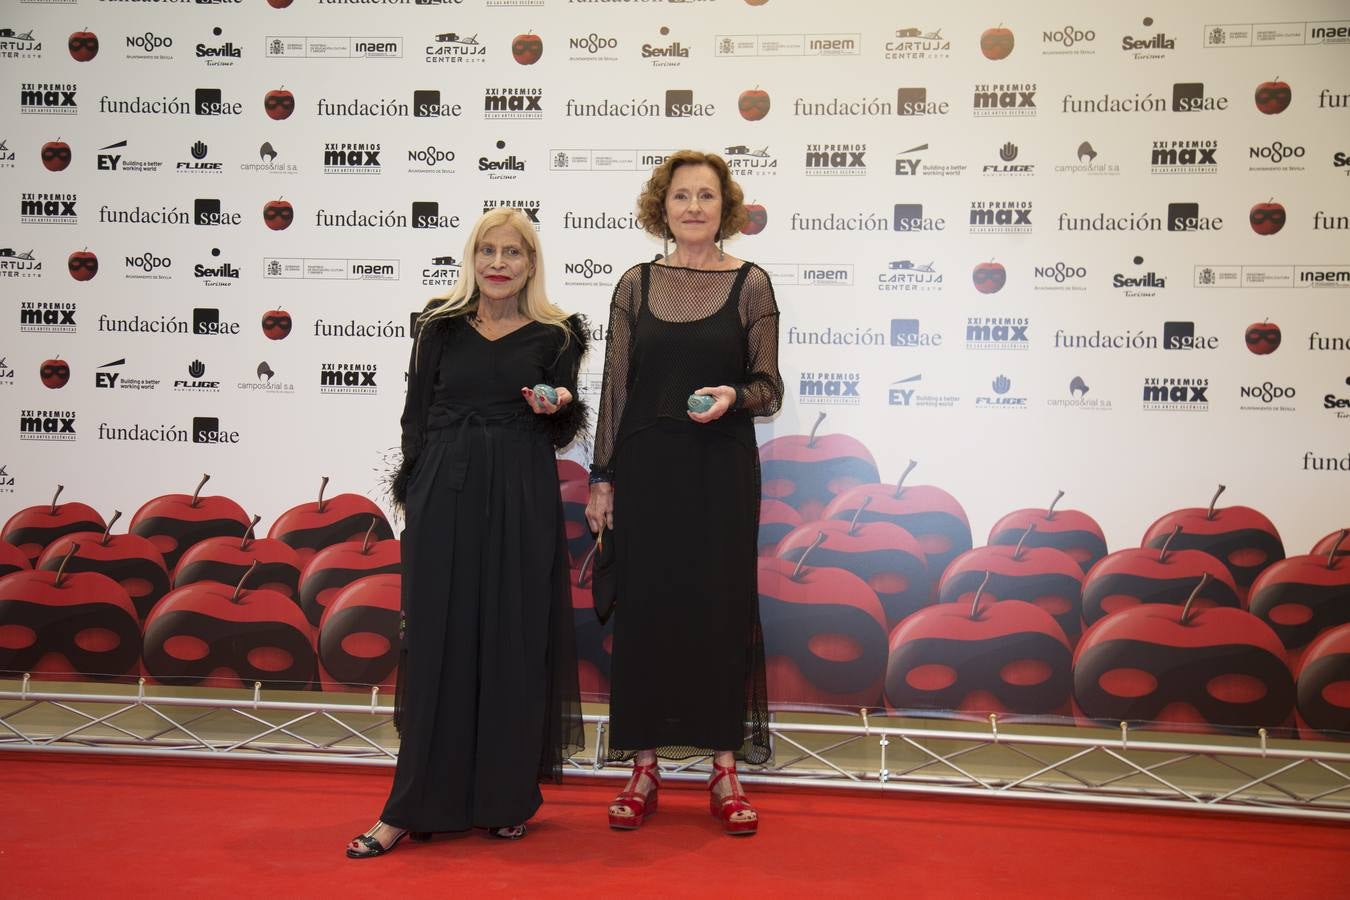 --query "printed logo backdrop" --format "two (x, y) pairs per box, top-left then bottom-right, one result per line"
(1, 0), (1348, 742)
